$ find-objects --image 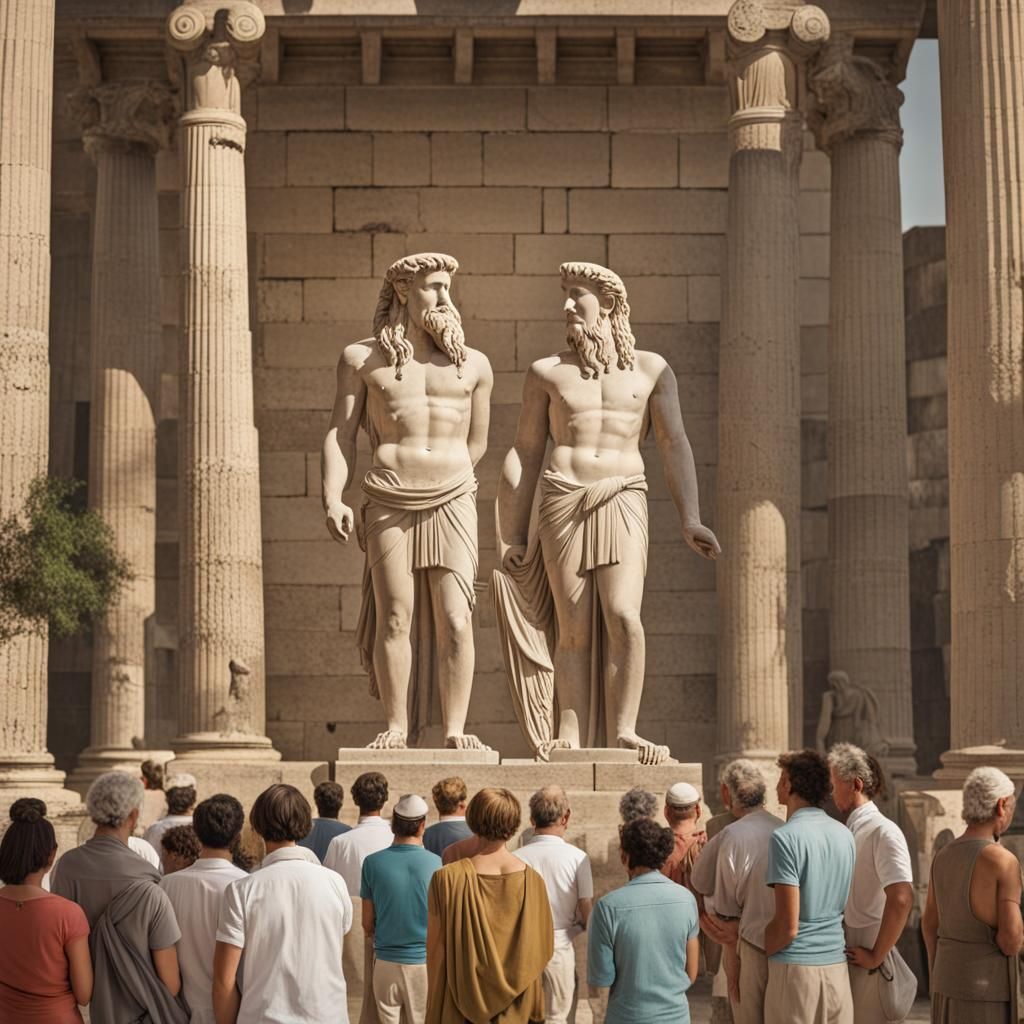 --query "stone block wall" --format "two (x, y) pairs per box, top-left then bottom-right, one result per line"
(47, 69), (833, 770)
(903, 227), (950, 774)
